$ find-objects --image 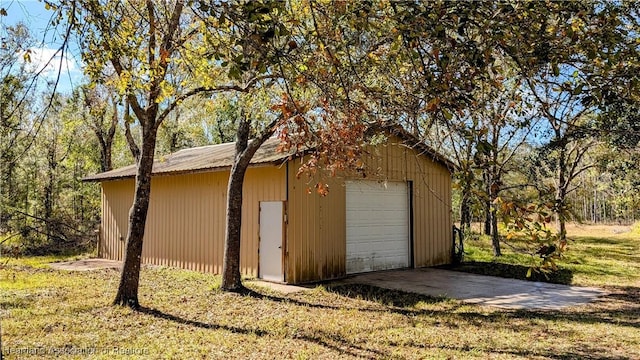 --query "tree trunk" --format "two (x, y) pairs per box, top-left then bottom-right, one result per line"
(484, 202), (492, 236)
(113, 128), (157, 308)
(44, 148), (56, 243)
(124, 101), (141, 163)
(491, 208), (501, 256)
(220, 118), (275, 291)
(556, 147), (568, 242)
(488, 181), (501, 257)
(221, 119), (254, 291)
(483, 170), (492, 236)
(484, 161), (501, 256)
(98, 141), (113, 173)
(99, 105), (117, 172)
(220, 160), (250, 291)
(458, 169), (473, 235)
(460, 192), (471, 235)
